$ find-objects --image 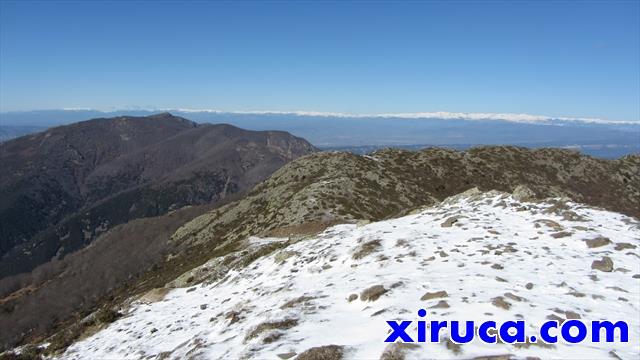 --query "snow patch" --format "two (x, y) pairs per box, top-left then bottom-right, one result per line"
(59, 193), (640, 359)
